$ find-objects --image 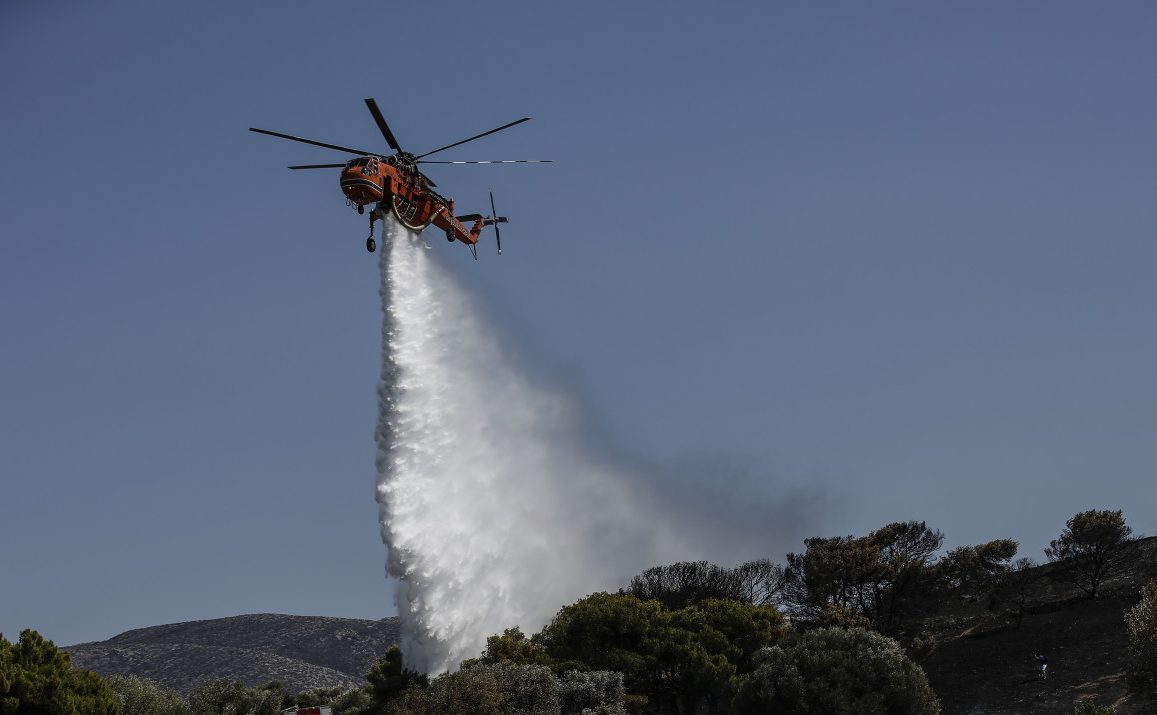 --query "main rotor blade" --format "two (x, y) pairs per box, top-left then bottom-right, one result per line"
(417, 159), (553, 164)
(364, 98), (402, 152)
(415, 117), (532, 159)
(249, 127), (375, 156)
(288, 163), (346, 170)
